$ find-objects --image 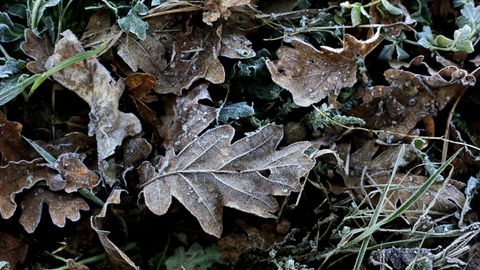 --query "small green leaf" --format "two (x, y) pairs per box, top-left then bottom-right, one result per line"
(117, 2), (149, 40)
(456, 3), (480, 30)
(350, 4), (362, 26)
(151, 0), (165, 6)
(378, 44), (395, 61)
(0, 74), (38, 106)
(395, 44), (409, 60)
(0, 12), (25, 42)
(217, 102), (255, 123)
(381, 0), (403, 15)
(435, 35), (454, 47)
(165, 243), (222, 270)
(0, 58), (24, 78)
